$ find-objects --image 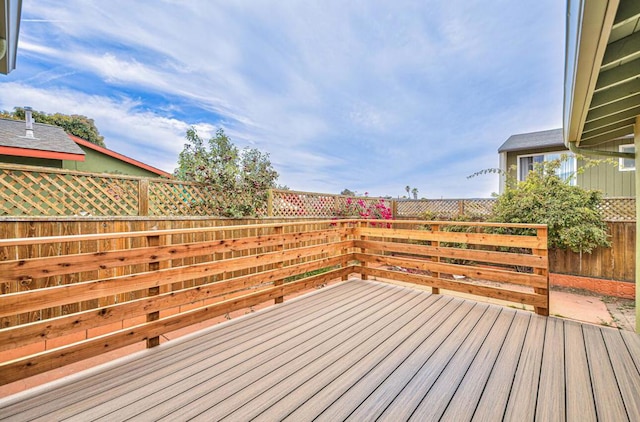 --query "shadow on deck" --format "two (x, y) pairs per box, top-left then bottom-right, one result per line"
(1, 279), (639, 421)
